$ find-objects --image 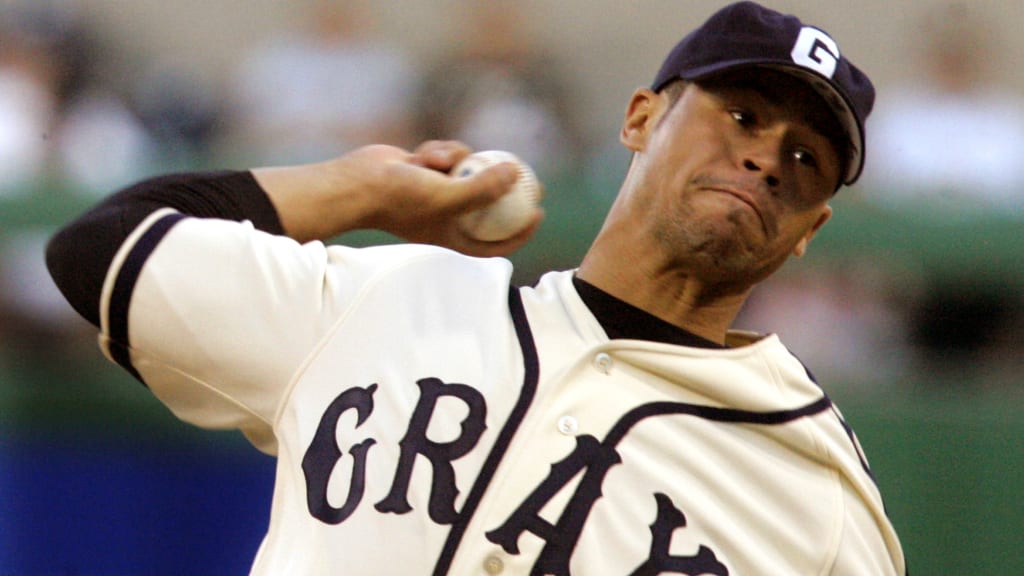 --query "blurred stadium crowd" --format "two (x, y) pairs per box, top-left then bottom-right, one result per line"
(1, 0), (1022, 402)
